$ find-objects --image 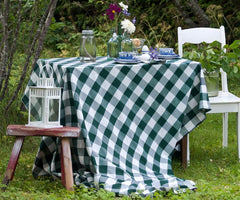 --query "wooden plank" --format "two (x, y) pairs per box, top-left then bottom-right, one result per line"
(7, 125), (80, 137)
